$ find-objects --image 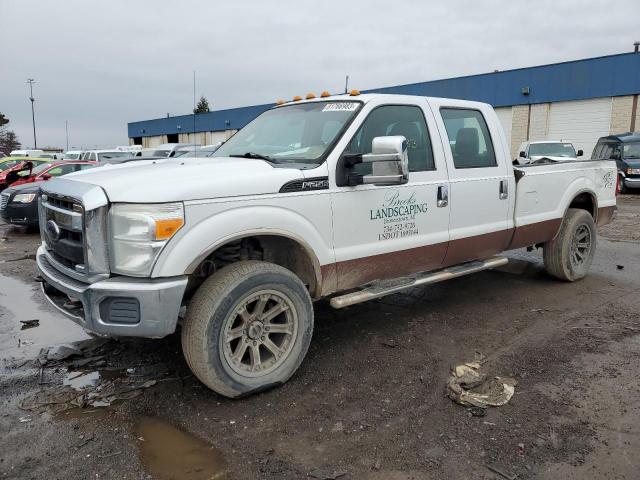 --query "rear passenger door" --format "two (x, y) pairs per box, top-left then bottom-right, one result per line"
(431, 101), (512, 266)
